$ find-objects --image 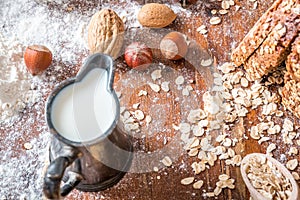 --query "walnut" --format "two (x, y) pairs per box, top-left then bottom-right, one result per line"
(88, 9), (124, 59)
